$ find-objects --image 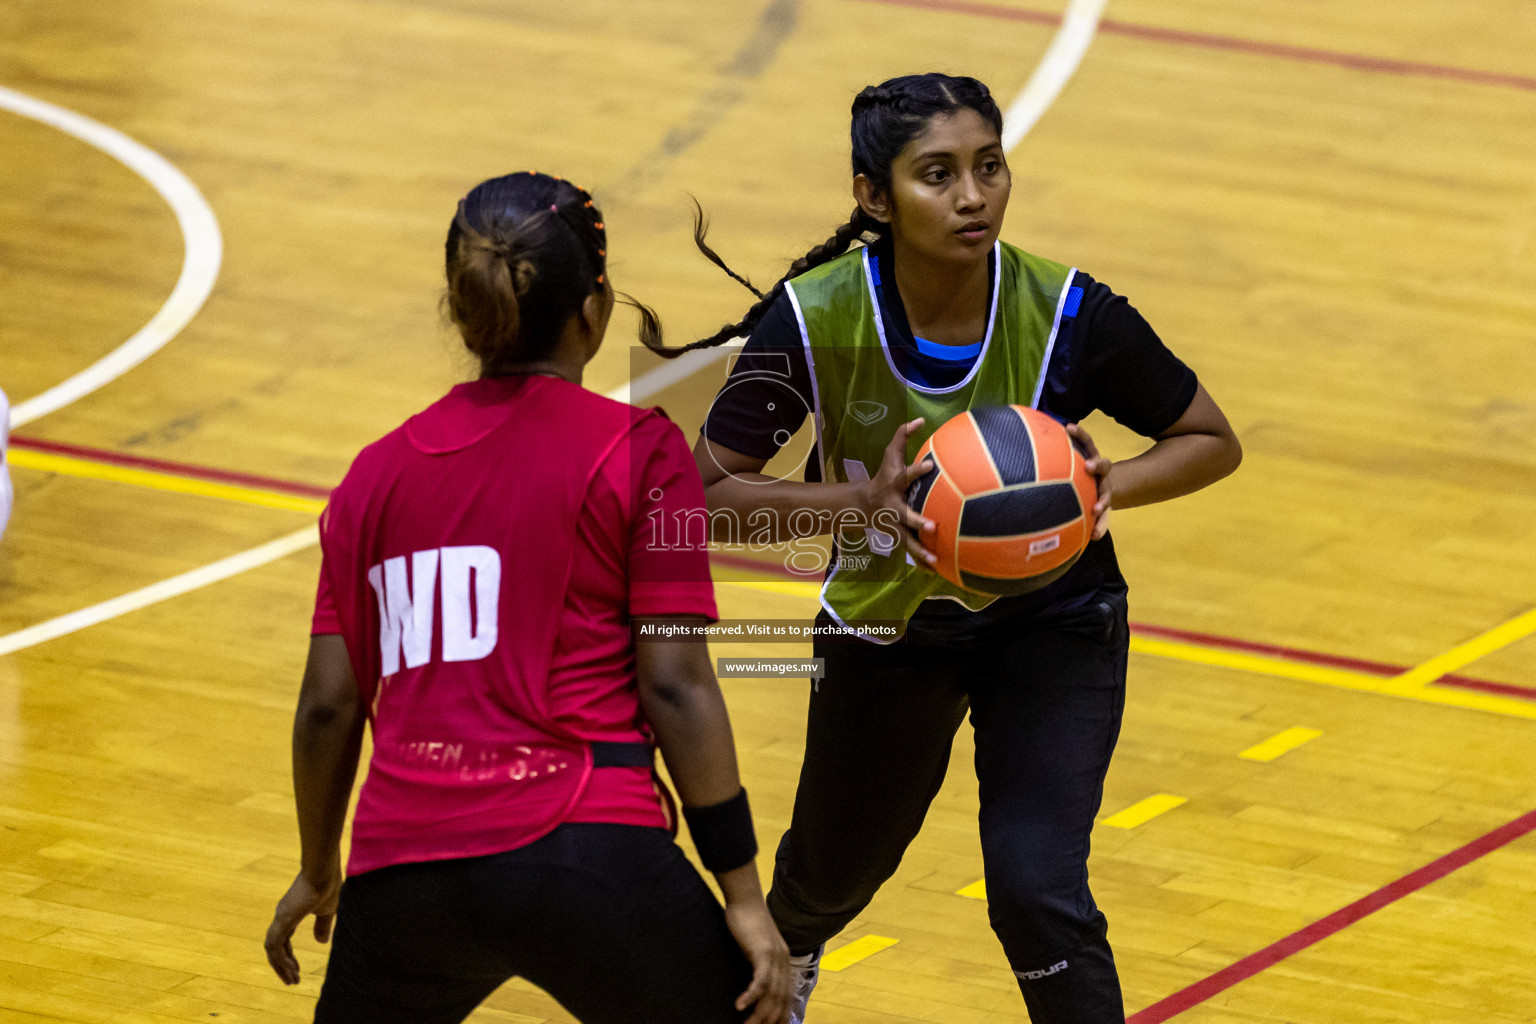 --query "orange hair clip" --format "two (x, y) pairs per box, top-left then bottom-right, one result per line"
(594, 222), (604, 230)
